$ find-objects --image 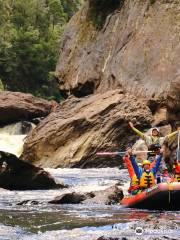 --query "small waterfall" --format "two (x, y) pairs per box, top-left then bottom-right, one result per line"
(0, 121), (35, 157)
